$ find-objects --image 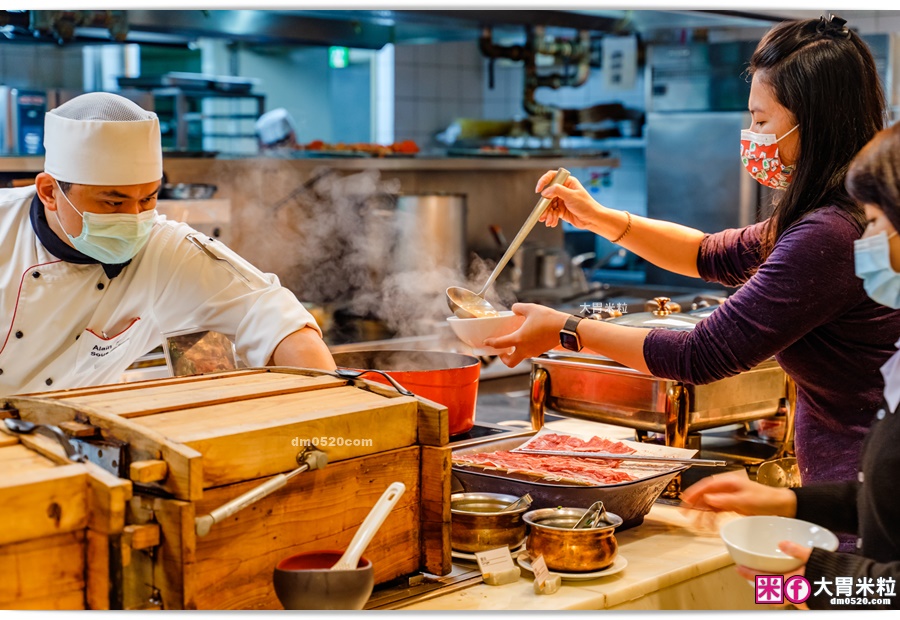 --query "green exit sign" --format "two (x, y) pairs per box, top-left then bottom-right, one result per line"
(329, 46), (350, 69)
